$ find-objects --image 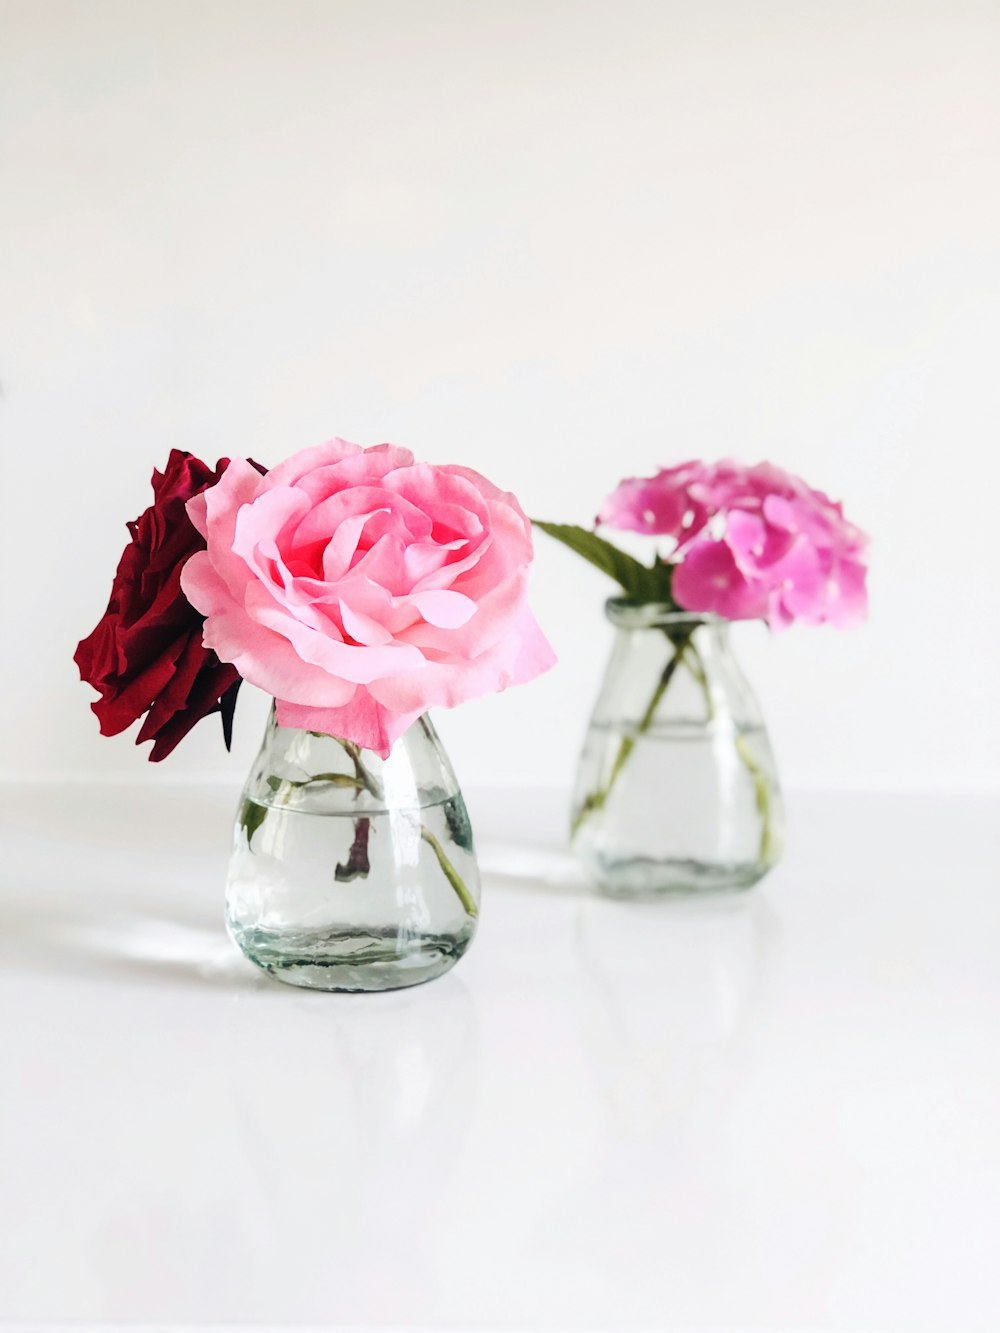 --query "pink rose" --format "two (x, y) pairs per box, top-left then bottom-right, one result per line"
(180, 438), (556, 755)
